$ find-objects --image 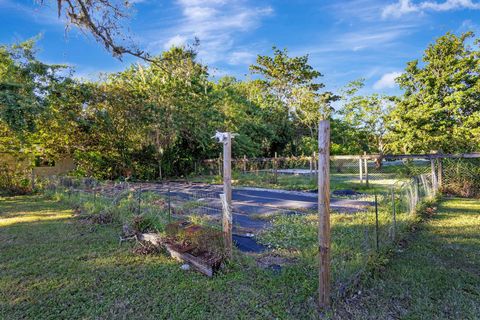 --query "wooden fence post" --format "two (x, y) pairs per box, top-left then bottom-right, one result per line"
(437, 158), (443, 190)
(364, 152), (369, 188)
(218, 152), (222, 176)
(274, 152), (278, 183)
(243, 155), (247, 174)
(359, 158), (363, 184)
(318, 120), (331, 309)
(222, 133), (233, 258)
(430, 157), (438, 195)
